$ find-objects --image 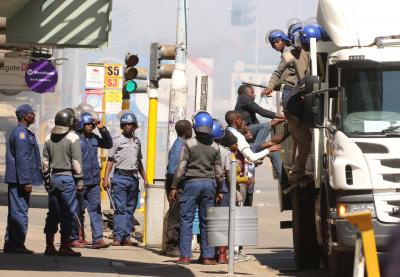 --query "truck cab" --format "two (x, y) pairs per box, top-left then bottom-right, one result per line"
(275, 0), (400, 275)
